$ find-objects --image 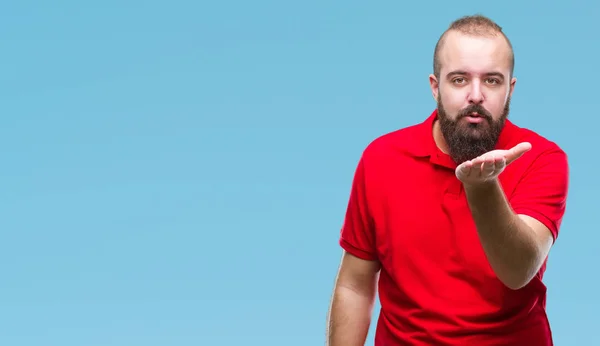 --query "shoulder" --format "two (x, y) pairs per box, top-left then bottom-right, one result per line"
(503, 121), (569, 181)
(361, 121), (429, 164)
(506, 122), (568, 166)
